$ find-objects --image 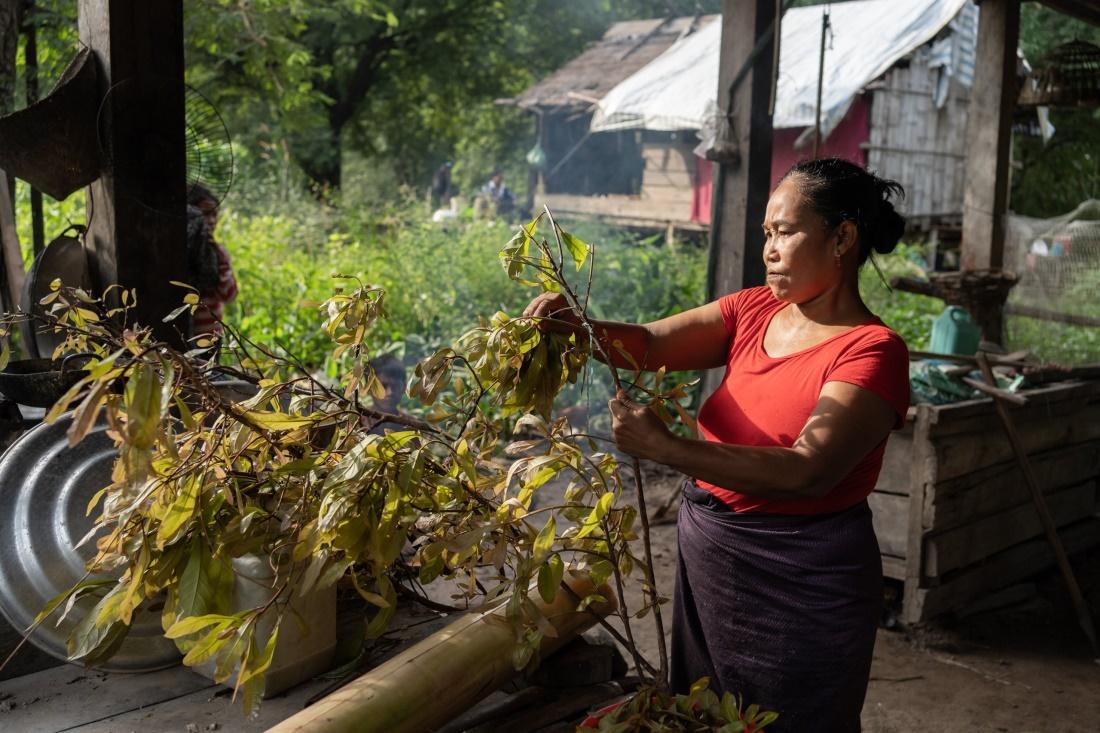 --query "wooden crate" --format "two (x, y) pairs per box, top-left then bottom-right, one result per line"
(870, 380), (1100, 624)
